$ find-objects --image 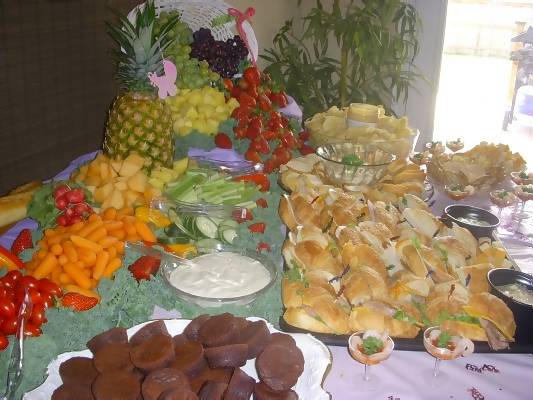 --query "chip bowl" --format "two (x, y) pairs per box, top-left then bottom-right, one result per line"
(316, 143), (395, 186)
